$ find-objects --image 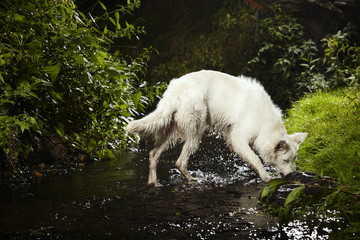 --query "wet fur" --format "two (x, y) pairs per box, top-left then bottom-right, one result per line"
(126, 70), (307, 187)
